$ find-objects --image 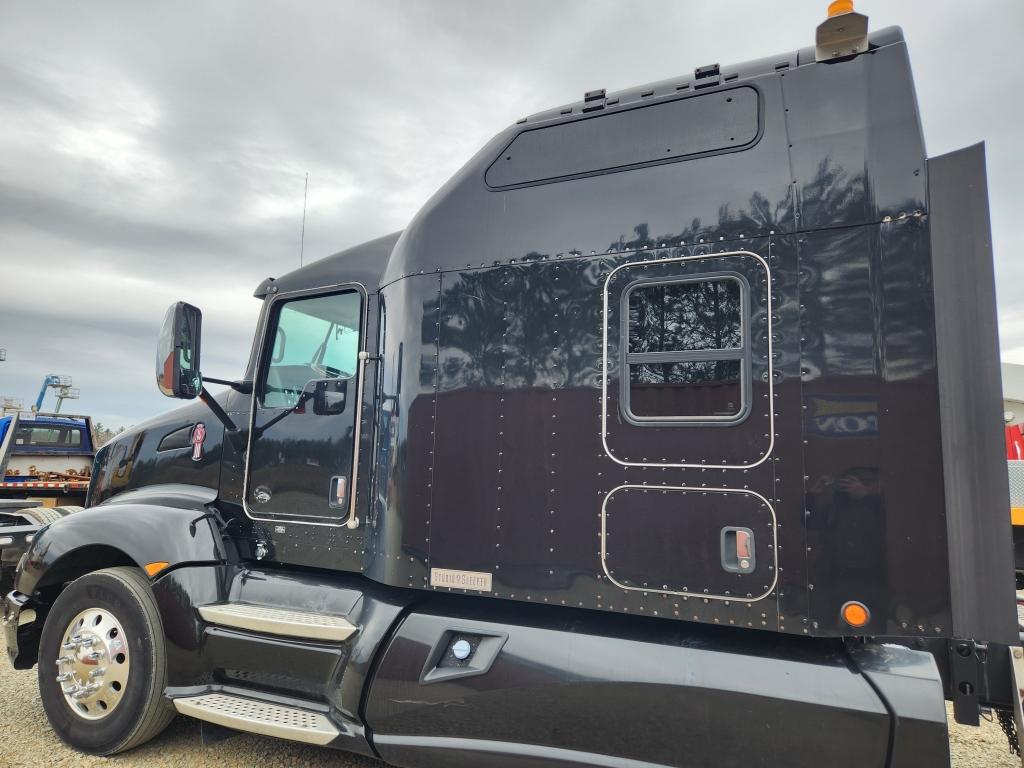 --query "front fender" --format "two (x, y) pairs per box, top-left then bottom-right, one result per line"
(15, 483), (224, 598)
